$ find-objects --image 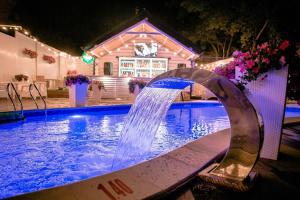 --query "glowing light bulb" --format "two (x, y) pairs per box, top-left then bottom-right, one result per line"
(24, 31), (29, 35)
(1, 26), (7, 30)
